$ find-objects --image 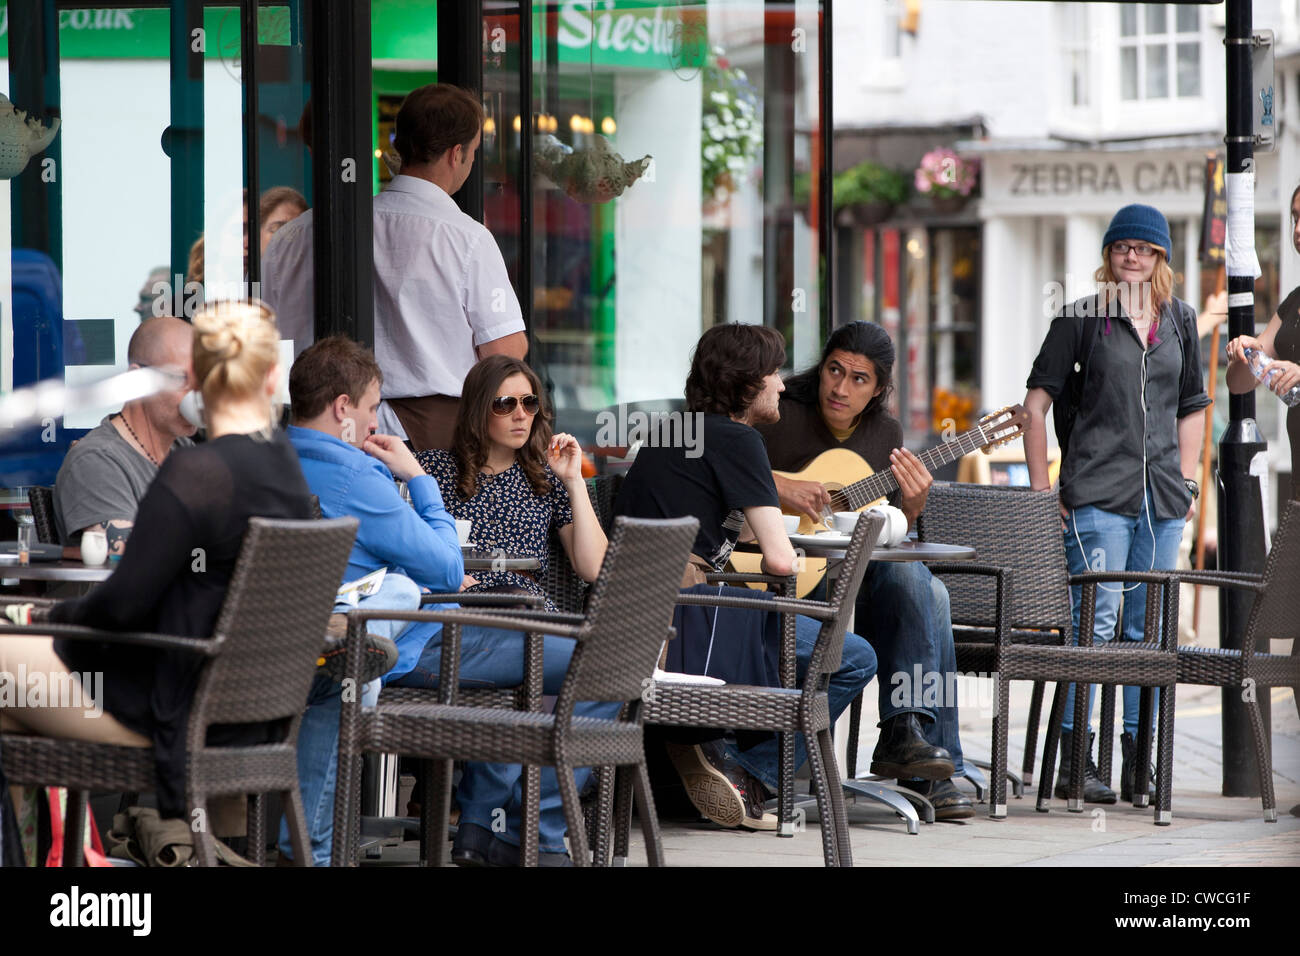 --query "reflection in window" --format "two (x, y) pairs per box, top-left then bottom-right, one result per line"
(481, 0), (826, 463)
